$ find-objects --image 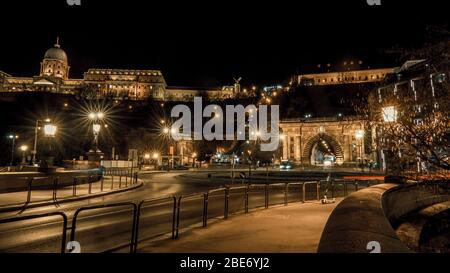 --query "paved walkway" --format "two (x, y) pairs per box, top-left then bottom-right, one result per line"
(137, 200), (341, 253)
